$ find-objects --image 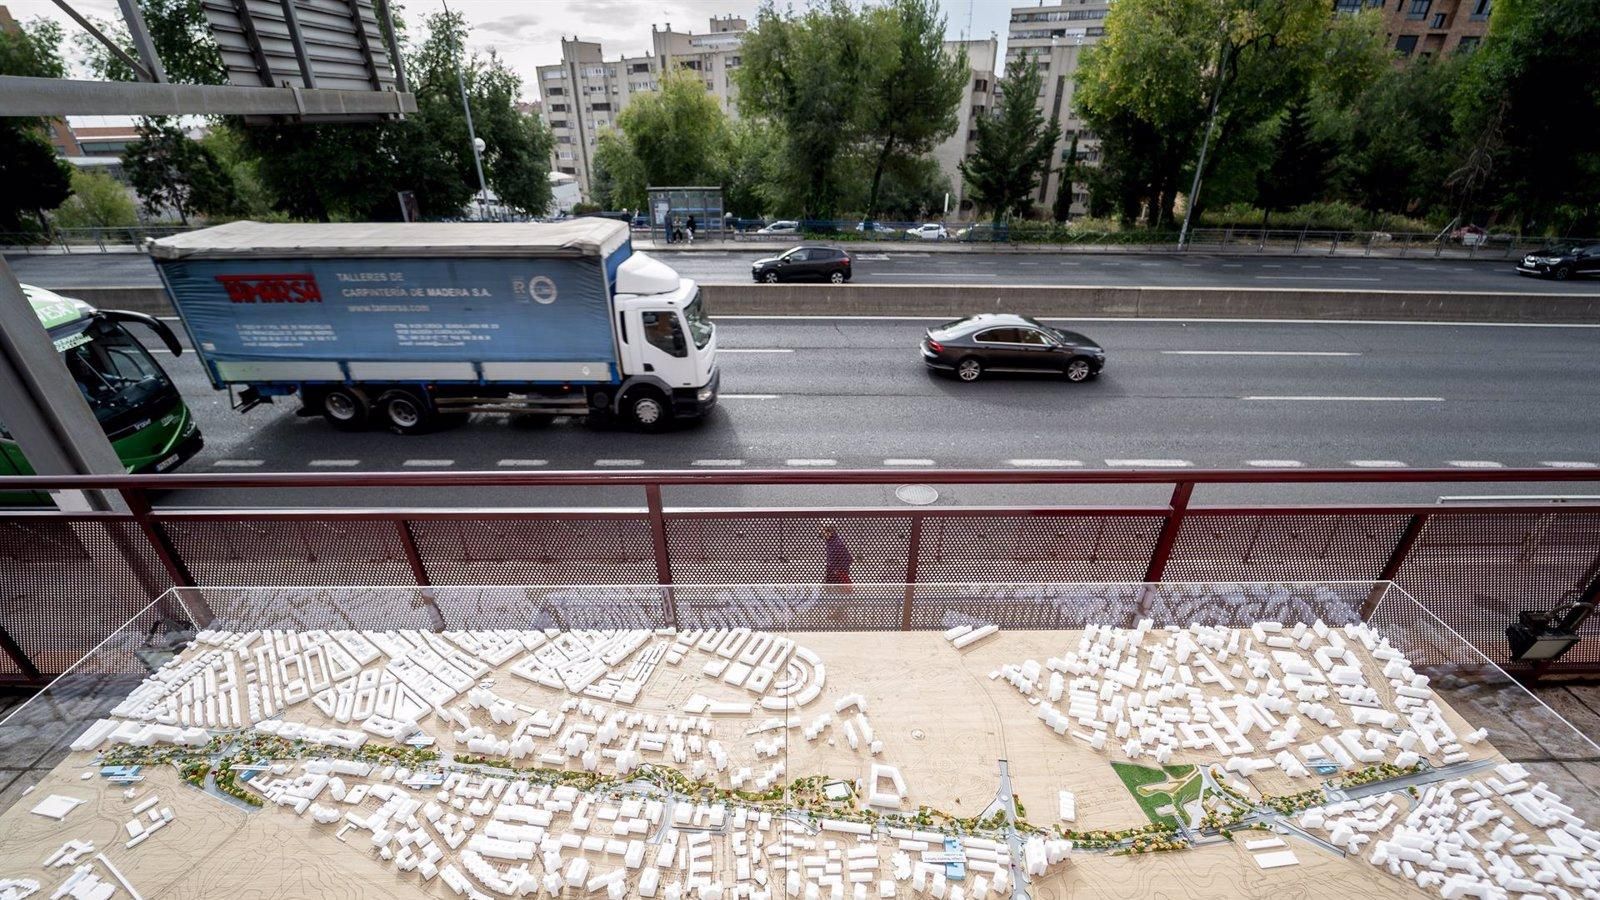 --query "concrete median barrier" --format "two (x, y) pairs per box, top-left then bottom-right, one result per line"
(49, 282), (1600, 324)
